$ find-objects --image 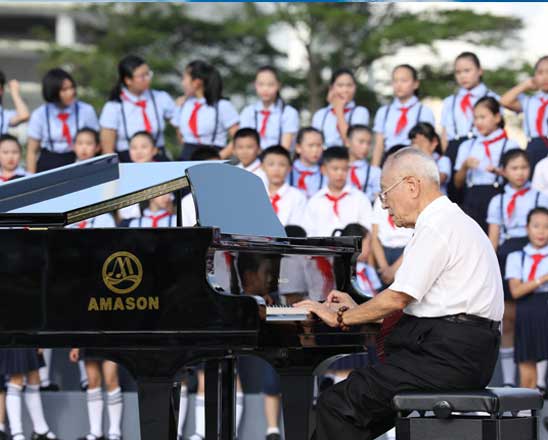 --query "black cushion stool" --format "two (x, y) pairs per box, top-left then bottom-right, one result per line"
(392, 388), (543, 440)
